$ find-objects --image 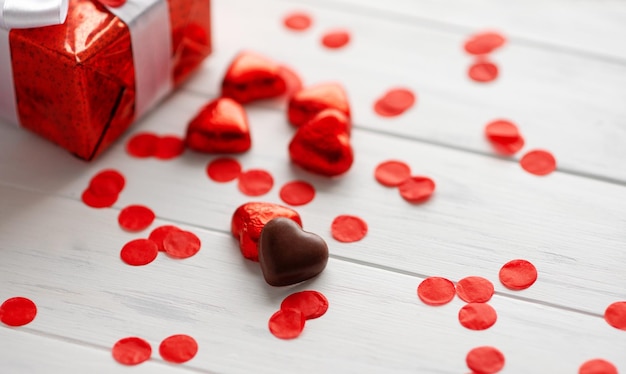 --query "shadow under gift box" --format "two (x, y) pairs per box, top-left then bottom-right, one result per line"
(8, 0), (211, 160)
